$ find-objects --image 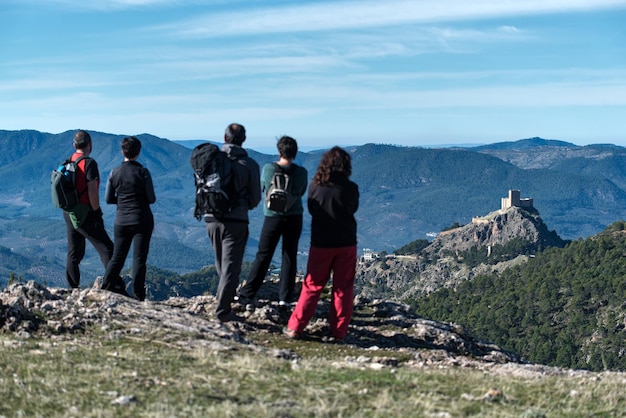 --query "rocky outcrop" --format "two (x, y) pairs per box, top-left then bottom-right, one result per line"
(1, 280), (522, 369)
(356, 206), (566, 300)
(427, 206), (565, 254)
